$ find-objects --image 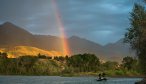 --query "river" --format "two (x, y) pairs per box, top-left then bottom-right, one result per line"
(0, 76), (142, 84)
